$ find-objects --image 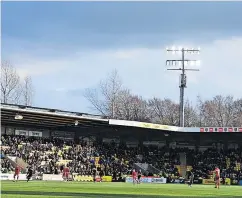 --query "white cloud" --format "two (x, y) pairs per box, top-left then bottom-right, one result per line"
(4, 36), (242, 111)
(113, 48), (149, 59)
(13, 57), (71, 78)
